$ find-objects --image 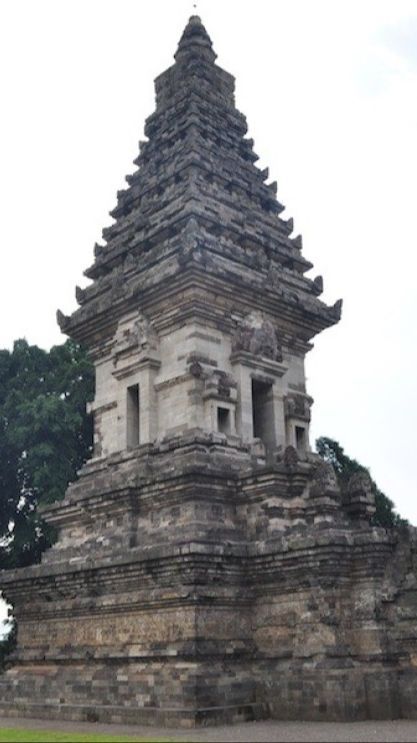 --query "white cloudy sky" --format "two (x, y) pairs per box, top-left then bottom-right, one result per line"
(0, 0), (416, 524)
